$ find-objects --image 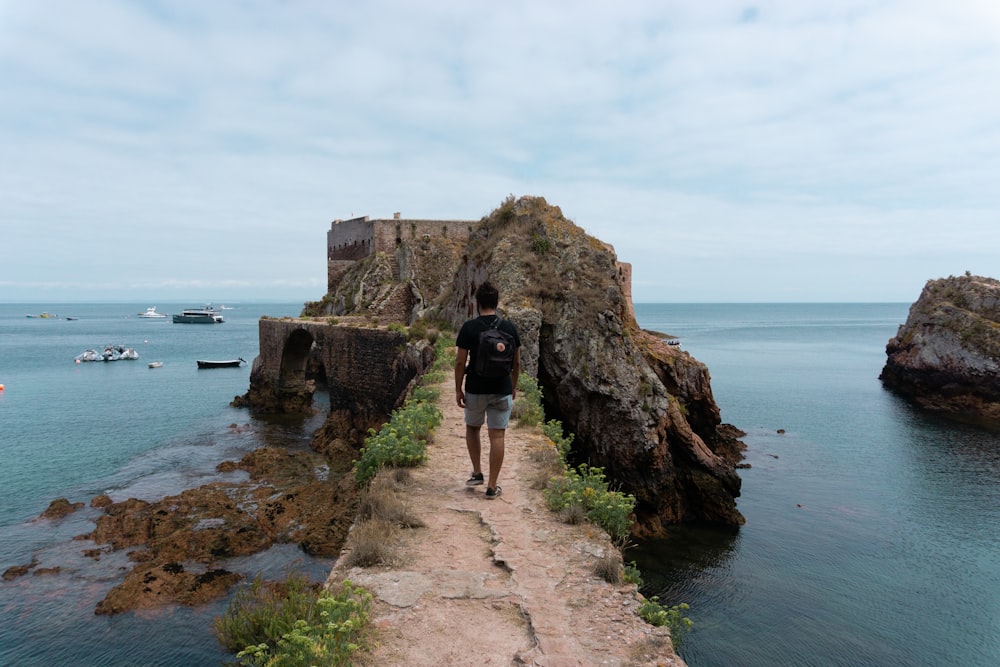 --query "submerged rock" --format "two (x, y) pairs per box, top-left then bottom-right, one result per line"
(881, 274), (1000, 423)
